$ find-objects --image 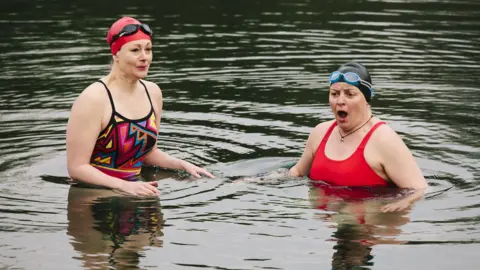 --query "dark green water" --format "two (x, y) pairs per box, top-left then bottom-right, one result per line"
(1, 0), (479, 269)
